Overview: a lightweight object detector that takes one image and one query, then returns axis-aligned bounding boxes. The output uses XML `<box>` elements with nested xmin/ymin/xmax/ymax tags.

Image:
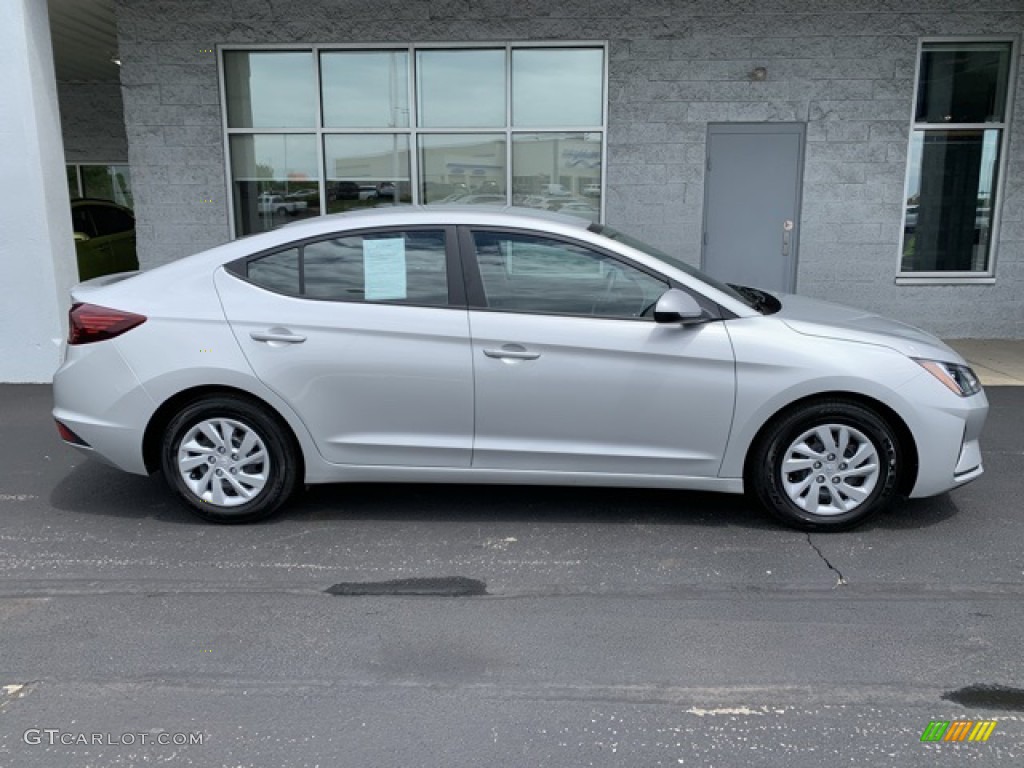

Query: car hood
<box><xmin>773</xmin><ymin>293</ymin><xmax>965</xmax><ymax>363</ymax></box>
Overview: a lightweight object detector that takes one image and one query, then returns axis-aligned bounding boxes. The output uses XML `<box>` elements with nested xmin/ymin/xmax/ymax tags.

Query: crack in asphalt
<box><xmin>806</xmin><ymin>534</ymin><xmax>847</xmax><ymax>588</ymax></box>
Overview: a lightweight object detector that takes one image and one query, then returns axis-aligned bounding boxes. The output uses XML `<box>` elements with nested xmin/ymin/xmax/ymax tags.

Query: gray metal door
<box><xmin>702</xmin><ymin>123</ymin><xmax>806</xmax><ymax>293</ymax></box>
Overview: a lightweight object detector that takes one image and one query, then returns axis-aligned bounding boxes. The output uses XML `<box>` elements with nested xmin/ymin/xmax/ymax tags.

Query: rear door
<box><xmin>460</xmin><ymin>227</ymin><xmax>736</xmax><ymax>476</ymax></box>
<box><xmin>216</xmin><ymin>226</ymin><xmax>474</xmax><ymax>467</ymax></box>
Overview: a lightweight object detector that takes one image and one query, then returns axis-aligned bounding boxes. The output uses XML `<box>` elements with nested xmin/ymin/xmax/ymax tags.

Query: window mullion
<box><xmin>313</xmin><ymin>45</ymin><xmax>326</xmax><ymax>221</ymax></box>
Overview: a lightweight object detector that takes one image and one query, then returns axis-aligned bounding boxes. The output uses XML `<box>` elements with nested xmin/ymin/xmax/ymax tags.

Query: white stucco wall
<box><xmin>0</xmin><ymin>0</ymin><xmax>78</xmax><ymax>382</ymax></box>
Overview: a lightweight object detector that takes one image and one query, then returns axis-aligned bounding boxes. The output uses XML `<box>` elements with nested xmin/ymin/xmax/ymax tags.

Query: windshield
<box><xmin>589</xmin><ymin>223</ymin><xmax>756</xmax><ymax>310</ymax></box>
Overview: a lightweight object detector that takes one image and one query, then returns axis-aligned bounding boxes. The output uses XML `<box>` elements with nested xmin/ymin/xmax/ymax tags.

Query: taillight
<box><xmin>68</xmin><ymin>303</ymin><xmax>146</xmax><ymax>345</ymax></box>
<box><xmin>55</xmin><ymin>420</ymin><xmax>89</xmax><ymax>446</ymax></box>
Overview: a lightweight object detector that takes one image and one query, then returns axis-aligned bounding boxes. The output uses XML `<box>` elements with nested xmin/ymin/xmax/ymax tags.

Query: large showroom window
<box><xmin>900</xmin><ymin>39</ymin><xmax>1016</xmax><ymax>279</ymax></box>
<box><xmin>221</xmin><ymin>44</ymin><xmax>606</xmax><ymax>236</ymax></box>
<box><xmin>66</xmin><ymin>164</ymin><xmax>133</xmax><ymax>208</ymax></box>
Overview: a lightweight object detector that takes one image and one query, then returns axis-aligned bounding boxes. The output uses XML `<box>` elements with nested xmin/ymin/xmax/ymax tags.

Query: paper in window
<box><xmin>363</xmin><ymin>238</ymin><xmax>407</xmax><ymax>300</ymax></box>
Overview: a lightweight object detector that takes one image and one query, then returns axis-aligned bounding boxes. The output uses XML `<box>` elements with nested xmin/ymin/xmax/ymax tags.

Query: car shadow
<box><xmin>291</xmin><ymin>482</ymin><xmax>776</xmax><ymax>529</ymax></box>
<box><xmin>49</xmin><ymin>460</ymin><xmax>195</xmax><ymax>524</ymax></box>
<box><xmin>50</xmin><ymin>458</ymin><xmax>961</xmax><ymax>531</ymax></box>
<box><xmin>865</xmin><ymin>494</ymin><xmax>961</xmax><ymax>530</ymax></box>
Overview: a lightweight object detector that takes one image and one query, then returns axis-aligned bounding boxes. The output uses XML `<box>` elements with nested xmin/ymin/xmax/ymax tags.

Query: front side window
<box><xmin>244</xmin><ymin>230</ymin><xmax>449</xmax><ymax>306</ymax></box>
<box><xmin>222</xmin><ymin>44</ymin><xmax>606</xmax><ymax>234</ymax></box>
<box><xmin>471</xmin><ymin>231</ymin><xmax>667</xmax><ymax>318</ymax></box>
<box><xmin>901</xmin><ymin>41</ymin><xmax>1014</xmax><ymax>275</ymax></box>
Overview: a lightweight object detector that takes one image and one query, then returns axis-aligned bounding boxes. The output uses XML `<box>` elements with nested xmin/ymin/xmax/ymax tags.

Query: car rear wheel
<box><xmin>160</xmin><ymin>396</ymin><xmax>299</xmax><ymax>523</ymax></box>
<box><xmin>749</xmin><ymin>400</ymin><xmax>900</xmax><ymax>531</ymax></box>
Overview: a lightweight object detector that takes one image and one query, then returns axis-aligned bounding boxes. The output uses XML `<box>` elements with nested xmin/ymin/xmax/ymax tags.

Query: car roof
<box><xmin>77</xmin><ymin>204</ymin><xmax>758</xmax><ymax>321</ymax></box>
<box><xmin>278</xmin><ymin>204</ymin><xmax>591</xmax><ymax>232</ymax></box>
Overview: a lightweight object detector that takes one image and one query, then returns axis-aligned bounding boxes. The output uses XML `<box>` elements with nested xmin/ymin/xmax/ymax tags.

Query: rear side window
<box><xmin>71</xmin><ymin>206</ymin><xmax>96</xmax><ymax>238</ymax></box>
<box><xmin>247</xmin><ymin>247</ymin><xmax>300</xmax><ymax>295</ymax></box>
<box><xmin>243</xmin><ymin>230</ymin><xmax>448</xmax><ymax>306</ymax></box>
<box><xmin>88</xmin><ymin>205</ymin><xmax>134</xmax><ymax>236</ymax></box>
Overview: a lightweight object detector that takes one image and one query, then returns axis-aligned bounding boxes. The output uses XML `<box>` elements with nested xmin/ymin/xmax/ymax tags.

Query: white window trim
<box><xmin>895</xmin><ymin>35</ymin><xmax>1019</xmax><ymax>285</ymax></box>
<box><xmin>217</xmin><ymin>42</ymin><xmax>610</xmax><ymax>239</ymax></box>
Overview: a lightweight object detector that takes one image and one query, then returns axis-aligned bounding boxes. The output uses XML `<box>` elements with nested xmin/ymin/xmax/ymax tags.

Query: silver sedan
<box><xmin>53</xmin><ymin>207</ymin><xmax>988</xmax><ymax>530</ymax></box>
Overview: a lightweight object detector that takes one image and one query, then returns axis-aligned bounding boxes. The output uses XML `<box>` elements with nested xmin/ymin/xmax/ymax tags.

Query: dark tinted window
<box><xmin>71</xmin><ymin>206</ymin><xmax>96</xmax><ymax>238</ymax></box>
<box><xmin>247</xmin><ymin>248</ymin><xmax>300</xmax><ymax>294</ymax></box>
<box><xmin>244</xmin><ymin>231</ymin><xmax>448</xmax><ymax>305</ymax></box>
<box><xmin>916</xmin><ymin>43</ymin><xmax>1012</xmax><ymax>124</ymax></box>
<box><xmin>471</xmin><ymin>231</ymin><xmax>667</xmax><ymax>318</ymax></box>
<box><xmin>88</xmin><ymin>205</ymin><xmax>134</xmax><ymax>236</ymax></box>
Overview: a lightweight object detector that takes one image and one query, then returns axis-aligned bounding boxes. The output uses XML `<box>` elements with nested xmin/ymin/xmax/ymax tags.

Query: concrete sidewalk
<box><xmin>946</xmin><ymin>339</ymin><xmax>1024</xmax><ymax>386</ymax></box>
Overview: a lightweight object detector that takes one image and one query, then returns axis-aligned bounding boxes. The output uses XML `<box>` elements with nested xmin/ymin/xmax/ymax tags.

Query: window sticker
<box><xmin>363</xmin><ymin>237</ymin><xmax>407</xmax><ymax>300</ymax></box>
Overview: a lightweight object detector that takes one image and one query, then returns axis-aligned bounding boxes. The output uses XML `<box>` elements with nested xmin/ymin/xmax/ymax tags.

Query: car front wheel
<box><xmin>749</xmin><ymin>400</ymin><xmax>900</xmax><ymax>531</ymax></box>
<box><xmin>160</xmin><ymin>396</ymin><xmax>299</xmax><ymax>523</ymax></box>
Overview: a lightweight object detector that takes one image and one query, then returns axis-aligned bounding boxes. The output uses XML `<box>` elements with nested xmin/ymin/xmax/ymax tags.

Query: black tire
<box><xmin>160</xmin><ymin>395</ymin><xmax>299</xmax><ymax>524</ymax></box>
<box><xmin>748</xmin><ymin>400</ymin><xmax>900</xmax><ymax>532</ymax></box>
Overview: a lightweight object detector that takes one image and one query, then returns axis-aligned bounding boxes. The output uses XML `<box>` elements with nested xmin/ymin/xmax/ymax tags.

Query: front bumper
<box><xmin>904</xmin><ymin>380</ymin><xmax>988</xmax><ymax>498</ymax></box>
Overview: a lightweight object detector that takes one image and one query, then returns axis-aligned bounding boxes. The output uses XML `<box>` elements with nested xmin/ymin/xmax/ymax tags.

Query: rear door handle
<box><xmin>483</xmin><ymin>344</ymin><xmax>541</xmax><ymax>361</ymax></box>
<box><xmin>250</xmin><ymin>330</ymin><xmax>307</xmax><ymax>344</ymax></box>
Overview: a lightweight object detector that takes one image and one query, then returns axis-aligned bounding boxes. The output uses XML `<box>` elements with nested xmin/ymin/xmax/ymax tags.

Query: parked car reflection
<box><xmin>70</xmin><ymin>198</ymin><xmax>139</xmax><ymax>280</ymax></box>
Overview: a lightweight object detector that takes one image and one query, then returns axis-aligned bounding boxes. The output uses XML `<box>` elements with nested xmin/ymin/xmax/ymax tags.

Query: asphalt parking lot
<box><xmin>1</xmin><ymin>383</ymin><xmax>1023</xmax><ymax>766</ymax></box>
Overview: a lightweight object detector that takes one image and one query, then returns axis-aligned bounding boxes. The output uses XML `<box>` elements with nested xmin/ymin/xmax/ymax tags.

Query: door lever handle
<box><xmin>782</xmin><ymin>219</ymin><xmax>794</xmax><ymax>257</ymax></box>
<box><xmin>483</xmin><ymin>345</ymin><xmax>540</xmax><ymax>361</ymax></box>
<box><xmin>250</xmin><ymin>330</ymin><xmax>307</xmax><ymax>344</ymax></box>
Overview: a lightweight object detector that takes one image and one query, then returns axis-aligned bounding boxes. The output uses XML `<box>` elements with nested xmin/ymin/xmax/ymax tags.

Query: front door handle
<box><xmin>483</xmin><ymin>344</ymin><xmax>541</xmax><ymax>361</ymax></box>
<box><xmin>250</xmin><ymin>330</ymin><xmax>307</xmax><ymax>344</ymax></box>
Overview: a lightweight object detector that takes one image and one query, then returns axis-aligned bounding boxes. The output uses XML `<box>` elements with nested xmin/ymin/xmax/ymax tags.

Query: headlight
<box><xmin>914</xmin><ymin>359</ymin><xmax>982</xmax><ymax>397</ymax></box>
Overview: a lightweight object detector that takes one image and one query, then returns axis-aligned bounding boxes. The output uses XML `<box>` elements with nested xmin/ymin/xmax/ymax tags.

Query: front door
<box><xmin>702</xmin><ymin>123</ymin><xmax>806</xmax><ymax>293</ymax></box>
<box><xmin>462</xmin><ymin>228</ymin><xmax>736</xmax><ymax>477</ymax></box>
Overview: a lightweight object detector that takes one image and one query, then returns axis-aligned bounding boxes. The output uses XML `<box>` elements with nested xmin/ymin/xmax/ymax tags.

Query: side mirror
<box><xmin>654</xmin><ymin>288</ymin><xmax>705</xmax><ymax>325</ymax></box>
<box><xmin>73</xmin><ymin>232</ymin><xmax>90</xmax><ymax>242</ymax></box>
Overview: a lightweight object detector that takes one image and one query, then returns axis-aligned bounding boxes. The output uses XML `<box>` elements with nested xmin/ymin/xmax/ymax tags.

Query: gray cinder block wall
<box><xmin>58</xmin><ymin>82</ymin><xmax>128</xmax><ymax>164</ymax></box>
<box><xmin>115</xmin><ymin>0</ymin><xmax>1024</xmax><ymax>337</ymax></box>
